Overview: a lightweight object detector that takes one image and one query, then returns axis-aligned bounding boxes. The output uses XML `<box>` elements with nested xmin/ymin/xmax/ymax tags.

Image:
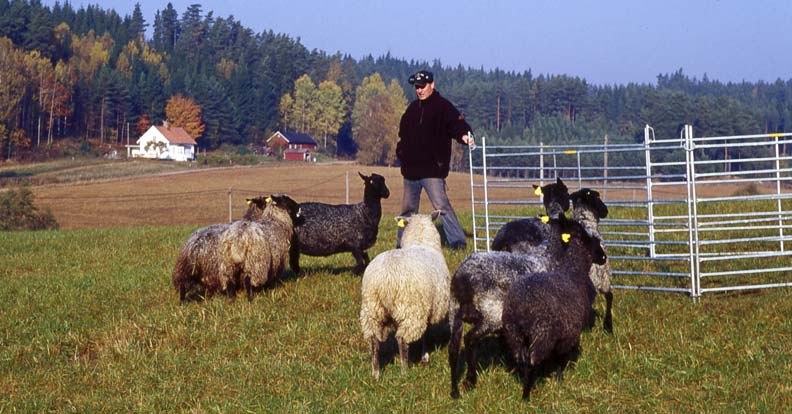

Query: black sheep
<box><xmin>501</xmin><ymin>220</ymin><xmax>607</xmax><ymax>400</ymax></box>
<box><xmin>290</xmin><ymin>172</ymin><xmax>390</xmax><ymax>275</ymax></box>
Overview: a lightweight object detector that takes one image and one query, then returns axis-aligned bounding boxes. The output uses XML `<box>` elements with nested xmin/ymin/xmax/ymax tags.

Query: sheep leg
<box><xmin>448</xmin><ymin>312</ymin><xmax>464</xmax><ymax>398</ymax></box>
<box><xmin>420</xmin><ymin>335</ymin><xmax>430</xmax><ymax>365</ymax></box>
<box><xmin>369</xmin><ymin>337</ymin><xmax>381</xmax><ymax>380</ymax></box>
<box><xmin>243</xmin><ymin>276</ymin><xmax>253</xmax><ymax>302</ymax></box>
<box><xmin>555</xmin><ymin>346</ymin><xmax>580</xmax><ymax>383</ymax></box>
<box><xmin>520</xmin><ymin>361</ymin><xmax>536</xmax><ymax>400</ymax></box>
<box><xmin>603</xmin><ymin>290</ymin><xmax>614</xmax><ymax>333</ymax></box>
<box><xmin>351</xmin><ymin>248</ymin><xmax>367</xmax><ymax>275</ymax></box>
<box><xmin>462</xmin><ymin>326</ymin><xmax>486</xmax><ymax>390</ymax></box>
<box><xmin>289</xmin><ymin>244</ymin><xmax>301</xmax><ymax>275</ymax></box>
<box><xmin>397</xmin><ymin>336</ymin><xmax>409</xmax><ymax>374</ymax></box>
<box><xmin>362</xmin><ymin>251</ymin><xmax>371</xmax><ymax>266</ymax></box>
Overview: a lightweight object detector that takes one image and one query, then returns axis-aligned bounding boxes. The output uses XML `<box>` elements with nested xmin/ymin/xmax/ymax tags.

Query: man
<box><xmin>395</xmin><ymin>69</ymin><xmax>474</xmax><ymax>249</ymax></box>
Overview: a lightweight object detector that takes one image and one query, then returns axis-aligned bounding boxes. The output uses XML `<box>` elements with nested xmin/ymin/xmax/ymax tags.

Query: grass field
<box><xmin>1</xmin><ymin>159</ymin><xmax>791</xmax><ymax>413</ymax></box>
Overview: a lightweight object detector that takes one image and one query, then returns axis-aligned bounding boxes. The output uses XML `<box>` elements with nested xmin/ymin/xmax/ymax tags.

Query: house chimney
<box><xmin>163</xmin><ymin>120</ymin><xmax>170</xmax><ymax>129</ymax></box>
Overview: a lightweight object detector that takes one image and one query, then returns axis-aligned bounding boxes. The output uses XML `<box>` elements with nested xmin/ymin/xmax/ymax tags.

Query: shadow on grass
<box><xmin>373</xmin><ymin>318</ymin><xmax>453</xmax><ymax>376</ymax></box>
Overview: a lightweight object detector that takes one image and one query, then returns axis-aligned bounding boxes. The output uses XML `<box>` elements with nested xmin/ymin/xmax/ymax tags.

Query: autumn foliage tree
<box><xmin>165</xmin><ymin>94</ymin><xmax>205</xmax><ymax>141</ymax></box>
<box><xmin>352</xmin><ymin>73</ymin><xmax>406</xmax><ymax>166</ymax></box>
<box><xmin>279</xmin><ymin>74</ymin><xmax>346</xmax><ymax>151</ymax></box>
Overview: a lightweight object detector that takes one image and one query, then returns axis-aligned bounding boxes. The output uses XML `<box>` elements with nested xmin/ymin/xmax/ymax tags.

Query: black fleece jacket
<box><xmin>396</xmin><ymin>90</ymin><xmax>472</xmax><ymax>179</ymax></box>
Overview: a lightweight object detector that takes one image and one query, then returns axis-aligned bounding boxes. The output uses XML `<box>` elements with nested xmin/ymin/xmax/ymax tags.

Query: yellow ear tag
<box><xmin>562</xmin><ymin>233</ymin><xmax>571</xmax><ymax>243</ymax></box>
<box><xmin>534</xmin><ymin>187</ymin><xmax>543</xmax><ymax>196</ymax></box>
<box><xmin>265</xmin><ymin>197</ymin><xmax>272</xmax><ymax>203</ymax></box>
<box><xmin>397</xmin><ymin>219</ymin><xmax>405</xmax><ymax>228</ymax></box>
<box><xmin>246</xmin><ymin>200</ymin><xmax>252</xmax><ymax>205</ymax></box>
<box><xmin>541</xmin><ymin>215</ymin><xmax>550</xmax><ymax>224</ymax></box>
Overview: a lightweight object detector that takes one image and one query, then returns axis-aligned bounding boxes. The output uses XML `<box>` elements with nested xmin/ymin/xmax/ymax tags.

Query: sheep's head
<box><xmin>267</xmin><ymin>194</ymin><xmax>304</xmax><ymax>225</ymax></box>
<box><xmin>395</xmin><ymin>212</ymin><xmax>443</xmax><ymax>250</ymax></box>
<box><xmin>555</xmin><ymin>214</ymin><xmax>607</xmax><ymax>265</ymax></box>
<box><xmin>570</xmin><ymin>188</ymin><xmax>608</xmax><ymax>220</ymax></box>
<box><xmin>532</xmin><ymin>177</ymin><xmax>570</xmax><ymax>219</ymax></box>
<box><xmin>243</xmin><ymin>196</ymin><xmax>269</xmax><ymax>221</ymax></box>
<box><xmin>360</xmin><ymin>172</ymin><xmax>390</xmax><ymax>200</ymax></box>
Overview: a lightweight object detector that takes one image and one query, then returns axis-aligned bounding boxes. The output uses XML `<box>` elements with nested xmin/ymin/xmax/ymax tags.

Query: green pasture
<box><xmin>1</xmin><ymin>212</ymin><xmax>790</xmax><ymax>413</ymax></box>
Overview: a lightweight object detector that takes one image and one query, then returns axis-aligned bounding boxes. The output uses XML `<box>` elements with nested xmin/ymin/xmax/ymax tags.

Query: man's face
<box><xmin>415</xmin><ymin>82</ymin><xmax>435</xmax><ymax>100</ymax></box>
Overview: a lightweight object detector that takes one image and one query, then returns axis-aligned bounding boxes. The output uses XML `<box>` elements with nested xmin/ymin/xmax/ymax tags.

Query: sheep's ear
<box><xmin>246</xmin><ymin>198</ymin><xmax>253</xmax><ymax>206</ymax></box>
<box><xmin>358</xmin><ymin>172</ymin><xmax>368</xmax><ymax>181</ymax></box>
<box><xmin>533</xmin><ymin>184</ymin><xmax>542</xmax><ymax>196</ymax></box>
<box><xmin>561</xmin><ymin>233</ymin><xmax>571</xmax><ymax>243</ymax></box>
<box><xmin>540</xmin><ymin>215</ymin><xmax>550</xmax><ymax>224</ymax></box>
<box><xmin>556</xmin><ymin>177</ymin><xmax>565</xmax><ymax>187</ymax></box>
<box><xmin>395</xmin><ymin>216</ymin><xmax>406</xmax><ymax>227</ymax></box>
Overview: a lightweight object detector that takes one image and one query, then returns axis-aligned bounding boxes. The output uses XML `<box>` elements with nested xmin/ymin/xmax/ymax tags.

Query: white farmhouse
<box><xmin>128</xmin><ymin>122</ymin><xmax>197</xmax><ymax>161</ymax></box>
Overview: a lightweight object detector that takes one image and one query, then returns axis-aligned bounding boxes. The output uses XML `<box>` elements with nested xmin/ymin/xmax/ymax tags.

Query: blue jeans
<box><xmin>397</xmin><ymin>178</ymin><xmax>467</xmax><ymax>248</ymax></box>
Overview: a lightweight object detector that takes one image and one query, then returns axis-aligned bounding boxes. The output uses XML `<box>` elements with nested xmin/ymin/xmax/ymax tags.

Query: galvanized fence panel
<box><xmin>467</xmin><ymin>125</ymin><xmax>792</xmax><ymax>297</ymax></box>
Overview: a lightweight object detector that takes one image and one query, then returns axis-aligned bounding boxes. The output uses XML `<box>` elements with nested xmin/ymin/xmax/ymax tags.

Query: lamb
<box><xmin>570</xmin><ymin>188</ymin><xmax>613</xmax><ymax>332</ymax></box>
<box><xmin>291</xmin><ymin>172</ymin><xmax>390</xmax><ymax>275</ymax></box>
<box><xmin>490</xmin><ymin>177</ymin><xmax>569</xmax><ymax>252</ymax></box>
<box><xmin>448</xmin><ymin>215</ymin><xmax>597</xmax><ymax>398</ymax></box>
<box><xmin>359</xmin><ymin>212</ymin><xmax>450</xmax><ymax>380</ymax></box>
<box><xmin>218</xmin><ymin>194</ymin><xmax>302</xmax><ymax>301</ymax></box>
<box><xmin>501</xmin><ymin>220</ymin><xmax>607</xmax><ymax>400</ymax></box>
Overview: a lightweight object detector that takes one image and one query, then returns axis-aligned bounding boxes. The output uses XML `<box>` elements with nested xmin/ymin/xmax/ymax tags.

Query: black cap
<box><xmin>408</xmin><ymin>70</ymin><xmax>434</xmax><ymax>87</ymax></box>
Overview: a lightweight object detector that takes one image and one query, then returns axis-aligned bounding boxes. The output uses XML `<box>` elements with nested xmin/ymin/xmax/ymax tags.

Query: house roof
<box><xmin>268</xmin><ymin>131</ymin><xmax>317</xmax><ymax>146</ymax></box>
<box><xmin>154</xmin><ymin>125</ymin><xmax>197</xmax><ymax>145</ymax></box>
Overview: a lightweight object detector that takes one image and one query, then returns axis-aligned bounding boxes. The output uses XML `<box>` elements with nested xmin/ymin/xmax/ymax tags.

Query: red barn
<box><xmin>267</xmin><ymin>131</ymin><xmax>318</xmax><ymax>161</ymax></box>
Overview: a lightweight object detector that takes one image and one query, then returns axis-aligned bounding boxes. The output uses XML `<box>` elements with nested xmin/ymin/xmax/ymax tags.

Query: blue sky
<box><xmin>46</xmin><ymin>0</ymin><xmax>792</xmax><ymax>86</ymax></box>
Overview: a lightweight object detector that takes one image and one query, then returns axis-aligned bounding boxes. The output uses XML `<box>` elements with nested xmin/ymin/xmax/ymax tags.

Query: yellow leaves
<box><xmin>352</xmin><ymin>73</ymin><xmax>404</xmax><ymax>166</ymax></box>
<box><xmin>165</xmin><ymin>94</ymin><xmax>205</xmax><ymax>140</ymax></box>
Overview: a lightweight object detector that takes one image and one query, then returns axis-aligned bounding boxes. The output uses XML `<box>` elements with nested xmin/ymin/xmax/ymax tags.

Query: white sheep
<box><xmin>359</xmin><ymin>211</ymin><xmax>450</xmax><ymax>380</ymax></box>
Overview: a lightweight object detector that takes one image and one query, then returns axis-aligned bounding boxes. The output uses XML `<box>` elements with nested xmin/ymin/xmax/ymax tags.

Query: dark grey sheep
<box><xmin>290</xmin><ymin>172</ymin><xmax>390</xmax><ymax>275</ymax></box>
<box><xmin>501</xmin><ymin>220</ymin><xmax>607</xmax><ymax>400</ymax></box>
<box><xmin>570</xmin><ymin>188</ymin><xmax>613</xmax><ymax>332</ymax></box>
<box><xmin>448</xmin><ymin>215</ymin><xmax>600</xmax><ymax>398</ymax></box>
<box><xmin>490</xmin><ymin>177</ymin><xmax>569</xmax><ymax>252</ymax></box>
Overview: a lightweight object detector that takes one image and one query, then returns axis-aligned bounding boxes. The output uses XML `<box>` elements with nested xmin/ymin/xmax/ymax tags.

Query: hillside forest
<box><xmin>1</xmin><ymin>0</ymin><xmax>792</xmax><ymax>168</ymax></box>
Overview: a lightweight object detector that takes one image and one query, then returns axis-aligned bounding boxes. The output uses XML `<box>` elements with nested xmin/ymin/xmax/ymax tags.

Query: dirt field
<box><xmin>31</xmin><ymin>162</ymin><xmax>759</xmax><ymax>230</ymax></box>
<box><xmin>30</xmin><ymin>164</ymin><xmax>472</xmax><ymax>229</ymax></box>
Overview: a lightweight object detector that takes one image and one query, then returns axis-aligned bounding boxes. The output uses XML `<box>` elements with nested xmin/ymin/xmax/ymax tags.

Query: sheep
<box><xmin>172</xmin><ymin>195</ymin><xmax>271</xmax><ymax>302</ymax></box>
<box><xmin>290</xmin><ymin>172</ymin><xmax>390</xmax><ymax>275</ymax></box>
<box><xmin>359</xmin><ymin>212</ymin><xmax>450</xmax><ymax>380</ymax></box>
<box><xmin>570</xmin><ymin>188</ymin><xmax>613</xmax><ymax>333</ymax></box>
<box><xmin>218</xmin><ymin>194</ymin><xmax>302</xmax><ymax>301</ymax></box>
<box><xmin>448</xmin><ymin>215</ymin><xmax>595</xmax><ymax>398</ymax></box>
<box><xmin>490</xmin><ymin>177</ymin><xmax>569</xmax><ymax>252</ymax></box>
<box><xmin>501</xmin><ymin>220</ymin><xmax>607</xmax><ymax>400</ymax></box>
<box><xmin>172</xmin><ymin>223</ymin><xmax>230</xmax><ymax>302</ymax></box>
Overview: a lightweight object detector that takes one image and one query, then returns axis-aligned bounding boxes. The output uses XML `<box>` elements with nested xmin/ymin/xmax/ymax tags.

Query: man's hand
<box><xmin>461</xmin><ymin>134</ymin><xmax>474</xmax><ymax>146</ymax></box>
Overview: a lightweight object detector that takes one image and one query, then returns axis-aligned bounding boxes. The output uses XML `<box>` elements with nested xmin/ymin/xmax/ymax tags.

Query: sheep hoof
<box><xmin>450</xmin><ymin>390</ymin><xmax>460</xmax><ymax>399</ymax></box>
<box><xmin>420</xmin><ymin>355</ymin><xmax>430</xmax><ymax>365</ymax></box>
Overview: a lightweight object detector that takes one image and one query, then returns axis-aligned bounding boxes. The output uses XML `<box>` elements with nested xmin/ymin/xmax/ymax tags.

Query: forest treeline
<box><xmin>1</xmin><ymin>0</ymin><xmax>791</xmax><ymax>165</ymax></box>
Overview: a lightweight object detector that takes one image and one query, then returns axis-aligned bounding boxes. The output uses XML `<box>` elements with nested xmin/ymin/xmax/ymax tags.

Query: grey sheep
<box><xmin>171</xmin><ymin>195</ymin><xmax>270</xmax><ymax>302</ymax></box>
<box><xmin>501</xmin><ymin>219</ymin><xmax>607</xmax><ymax>400</ymax></box>
<box><xmin>490</xmin><ymin>177</ymin><xmax>569</xmax><ymax>253</ymax></box>
<box><xmin>291</xmin><ymin>172</ymin><xmax>390</xmax><ymax>275</ymax></box>
<box><xmin>448</xmin><ymin>216</ymin><xmax>593</xmax><ymax>398</ymax></box>
<box><xmin>218</xmin><ymin>194</ymin><xmax>302</xmax><ymax>301</ymax></box>
<box><xmin>360</xmin><ymin>212</ymin><xmax>450</xmax><ymax>380</ymax></box>
<box><xmin>570</xmin><ymin>188</ymin><xmax>613</xmax><ymax>332</ymax></box>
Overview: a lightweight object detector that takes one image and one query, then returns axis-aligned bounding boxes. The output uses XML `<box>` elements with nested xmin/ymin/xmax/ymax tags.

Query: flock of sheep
<box><xmin>171</xmin><ymin>173</ymin><xmax>613</xmax><ymax>400</ymax></box>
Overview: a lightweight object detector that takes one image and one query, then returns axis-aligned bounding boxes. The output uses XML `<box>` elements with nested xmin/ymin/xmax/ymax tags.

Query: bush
<box><xmin>0</xmin><ymin>186</ymin><xmax>59</xmax><ymax>231</ymax></box>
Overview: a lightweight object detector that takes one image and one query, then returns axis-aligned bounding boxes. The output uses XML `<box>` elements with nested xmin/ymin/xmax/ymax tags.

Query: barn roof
<box><xmin>268</xmin><ymin>131</ymin><xmax>318</xmax><ymax>146</ymax></box>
